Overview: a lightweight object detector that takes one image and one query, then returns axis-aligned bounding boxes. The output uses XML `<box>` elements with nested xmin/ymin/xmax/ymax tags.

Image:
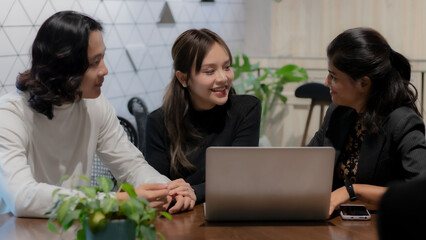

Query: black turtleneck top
<box><xmin>144</xmin><ymin>95</ymin><xmax>261</xmax><ymax>203</ymax></box>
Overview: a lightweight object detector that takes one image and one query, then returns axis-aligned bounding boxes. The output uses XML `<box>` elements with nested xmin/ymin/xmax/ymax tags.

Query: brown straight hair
<box><xmin>162</xmin><ymin>28</ymin><xmax>235</xmax><ymax>178</ymax></box>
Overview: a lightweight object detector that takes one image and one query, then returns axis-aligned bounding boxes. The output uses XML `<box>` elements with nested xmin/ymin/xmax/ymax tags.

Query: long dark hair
<box><xmin>16</xmin><ymin>11</ymin><xmax>103</xmax><ymax>119</ymax></box>
<box><xmin>327</xmin><ymin>27</ymin><xmax>420</xmax><ymax>133</ymax></box>
<box><xmin>162</xmin><ymin>28</ymin><xmax>235</xmax><ymax>178</ymax></box>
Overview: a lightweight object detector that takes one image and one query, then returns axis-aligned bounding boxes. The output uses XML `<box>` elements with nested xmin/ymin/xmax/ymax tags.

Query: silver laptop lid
<box><xmin>205</xmin><ymin>147</ymin><xmax>335</xmax><ymax>221</ymax></box>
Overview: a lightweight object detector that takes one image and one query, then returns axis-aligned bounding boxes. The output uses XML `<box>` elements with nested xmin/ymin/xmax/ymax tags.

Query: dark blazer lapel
<box><xmin>325</xmin><ymin>106</ymin><xmax>357</xmax><ymax>164</ymax></box>
<box><xmin>357</xmin><ymin>130</ymin><xmax>386</xmax><ymax>183</ymax></box>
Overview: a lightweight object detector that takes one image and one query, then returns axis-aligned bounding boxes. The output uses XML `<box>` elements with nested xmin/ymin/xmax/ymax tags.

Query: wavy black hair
<box><xmin>327</xmin><ymin>27</ymin><xmax>420</xmax><ymax>133</ymax></box>
<box><xmin>16</xmin><ymin>11</ymin><xmax>103</xmax><ymax>119</ymax></box>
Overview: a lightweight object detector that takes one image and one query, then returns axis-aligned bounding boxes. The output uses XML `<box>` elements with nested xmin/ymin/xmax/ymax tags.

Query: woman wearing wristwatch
<box><xmin>308</xmin><ymin>27</ymin><xmax>426</xmax><ymax>216</ymax></box>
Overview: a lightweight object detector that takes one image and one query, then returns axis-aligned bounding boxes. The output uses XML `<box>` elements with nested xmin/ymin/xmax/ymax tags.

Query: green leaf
<box><xmin>246</xmin><ymin>73</ymin><xmax>258</xmax><ymax>86</ymax></box>
<box><xmin>232</xmin><ymin>55</ymin><xmax>241</xmax><ymax>79</ymax></box>
<box><xmin>160</xmin><ymin>212</ymin><xmax>172</xmax><ymax>221</ymax></box>
<box><xmin>101</xmin><ymin>197</ymin><xmax>119</xmax><ymax>213</ymax></box>
<box><xmin>275</xmin><ymin>64</ymin><xmax>297</xmax><ymax>74</ymax></box>
<box><xmin>258</xmin><ymin>71</ymin><xmax>269</xmax><ymax>82</ymax></box>
<box><xmin>157</xmin><ymin>231</ymin><xmax>166</xmax><ymax>240</ymax></box>
<box><xmin>241</xmin><ymin>54</ymin><xmax>253</xmax><ymax>71</ymax></box>
<box><xmin>51</xmin><ymin>188</ymin><xmax>60</xmax><ymax>198</ymax></box>
<box><xmin>121</xmin><ymin>198</ymin><xmax>142</xmax><ymax>223</ymax></box>
<box><xmin>47</xmin><ymin>221</ymin><xmax>58</xmax><ymax>234</ymax></box>
<box><xmin>276</xmin><ymin>65</ymin><xmax>308</xmax><ymax>83</ymax></box>
<box><xmin>119</xmin><ymin>183</ymin><xmax>137</xmax><ymax>198</ymax></box>
<box><xmin>57</xmin><ymin>193</ymin><xmax>69</xmax><ymax>200</ymax></box>
<box><xmin>45</xmin><ymin>198</ymin><xmax>62</xmax><ymax>216</ymax></box>
<box><xmin>76</xmin><ymin>229</ymin><xmax>86</xmax><ymax>240</ymax></box>
<box><xmin>278</xmin><ymin>95</ymin><xmax>288</xmax><ymax>104</ymax></box>
<box><xmin>88</xmin><ymin>199</ymin><xmax>101</xmax><ymax>210</ymax></box>
<box><xmin>140</xmin><ymin>212</ymin><xmax>155</xmax><ymax>222</ymax></box>
<box><xmin>140</xmin><ymin>225</ymin><xmax>156</xmax><ymax>240</ymax></box>
<box><xmin>136</xmin><ymin>196</ymin><xmax>150</xmax><ymax>206</ymax></box>
<box><xmin>59</xmin><ymin>175</ymin><xmax>70</xmax><ymax>185</ymax></box>
<box><xmin>234</xmin><ymin>54</ymin><xmax>240</xmax><ymax>66</ymax></box>
<box><xmin>233</xmin><ymin>83</ymin><xmax>245</xmax><ymax>94</ymax></box>
<box><xmin>56</xmin><ymin>198</ymin><xmax>74</xmax><ymax>226</ymax></box>
<box><xmin>96</xmin><ymin>176</ymin><xmax>114</xmax><ymax>193</ymax></box>
<box><xmin>62</xmin><ymin>209</ymin><xmax>81</xmax><ymax>231</ymax></box>
<box><xmin>264</xmin><ymin>68</ymin><xmax>274</xmax><ymax>76</ymax></box>
<box><xmin>261</xmin><ymin>84</ymin><xmax>270</xmax><ymax>95</ymax></box>
<box><xmin>78</xmin><ymin>175</ymin><xmax>90</xmax><ymax>183</ymax></box>
<box><xmin>77</xmin><ymin>186</ymin><xmax>97</xmax><ymax>199</ymax></box>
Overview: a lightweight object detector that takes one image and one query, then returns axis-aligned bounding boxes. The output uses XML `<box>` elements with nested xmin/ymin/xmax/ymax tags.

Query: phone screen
<box><xmin>340</xmin><ymin>205</ymin><xmax>369</xmax><ymax>216</ymax></box>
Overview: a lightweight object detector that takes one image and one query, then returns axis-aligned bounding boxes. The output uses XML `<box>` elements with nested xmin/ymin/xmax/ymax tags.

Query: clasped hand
<box><xmin>123</xmin><ymin>179</ymin><xmax>196</xmax><ymax>214</ymax></box>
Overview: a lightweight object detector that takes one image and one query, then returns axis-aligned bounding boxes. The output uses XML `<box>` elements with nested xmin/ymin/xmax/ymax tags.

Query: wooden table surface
<box><xmin>0</xmin><ymin>203</ymin><xmax>378</xmax><ymax>240</ymax></box>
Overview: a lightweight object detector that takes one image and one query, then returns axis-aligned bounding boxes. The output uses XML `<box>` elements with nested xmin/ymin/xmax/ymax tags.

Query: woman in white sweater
<box><xmin>0</xmin><ymin>11</ymin><xmax>195</xmax><ymax>217</ymax></box>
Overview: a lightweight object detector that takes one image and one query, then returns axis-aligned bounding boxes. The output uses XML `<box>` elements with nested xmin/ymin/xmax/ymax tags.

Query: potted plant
<box><xmin>45</xmin><ymin>175</ymin><xmax>171</xmax><ymax>240</ymax></box>
<box><xmin>232</xmin><ymin>54</ymin><xmax>308</xmax><ymax>141</ymax></box>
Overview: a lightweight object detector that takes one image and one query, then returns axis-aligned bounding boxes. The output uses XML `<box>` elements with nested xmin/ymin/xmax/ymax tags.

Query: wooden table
<box><xmin>0</xmin><ymin>203</ymin><xmax>378</xmax><ymax>240</ymax></box>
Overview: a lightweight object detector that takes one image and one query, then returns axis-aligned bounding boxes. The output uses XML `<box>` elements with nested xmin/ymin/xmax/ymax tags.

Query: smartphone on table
<box><xmin>339</xmin><ymin>204</ymin><xmax>371</xmax><ymax>220</ymax></box>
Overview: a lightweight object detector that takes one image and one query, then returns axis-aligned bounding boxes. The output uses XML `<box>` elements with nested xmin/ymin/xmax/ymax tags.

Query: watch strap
<box><xmin>344</xmin><ymin>178</ymin><xmax>357</xmax><ymax>201</ymax></box>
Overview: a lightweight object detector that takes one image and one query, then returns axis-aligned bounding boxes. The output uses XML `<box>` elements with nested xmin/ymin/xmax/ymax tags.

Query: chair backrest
<box><xmin>295</xmin><ymin>82</ymin><xmax>332</xmax><ymax>102</ymax></box>
<box><xmin>90</xmin><ymin>116</ymin><xmax>138</xmax><ymax>187</ymax></box>
<box><xmin>127</xmin><ymin>97</ymin><xmax>149</xmax><ymax>152</ymax></box>
<box><xmin>117</xmin><ymin>116</ymin><xmax>138</xmax><ymax>147</ymax></box>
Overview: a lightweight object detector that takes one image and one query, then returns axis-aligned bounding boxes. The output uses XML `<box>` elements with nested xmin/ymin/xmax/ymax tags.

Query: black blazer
<box><xmin>309</xmin><ymin>104</ymin><xmax>426</xmax><ymax>187</ymax></box>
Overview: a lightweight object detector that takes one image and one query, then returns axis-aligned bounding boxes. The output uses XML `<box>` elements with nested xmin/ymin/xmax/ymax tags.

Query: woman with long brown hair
<box><xmin>144</xmin><ymin>29</ymin><xmax>261</xmax><ymax>206</ymax></box>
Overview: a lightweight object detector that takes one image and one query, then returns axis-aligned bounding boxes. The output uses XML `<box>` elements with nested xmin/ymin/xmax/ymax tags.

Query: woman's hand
<box><xmin>117</xmin><ymin>183</ymin><xmax>170</xmax><ymax>211</ymax></box>
<box><xmin>168</xmin><ymin>195</ymin><xmax>195</xmax><ymax>214</ymax></box>
<box><xmin>167</xmin><ymin>178</ymin><xmax>196</xmax><ymax>202</ymax></box>
<box><xmin>166</xmin><ymin>179</ymin><xmax>196</xmax><ymax>214</ymax></box>
<box><xmin>329</xmin><ymin>186</ymin><xmax>349</xmax><ymax>216</ymax></box>
<box><xmin>329</xmin><ymin>184</ymin><xmax>388</xmax><ymax>216</ymax></box>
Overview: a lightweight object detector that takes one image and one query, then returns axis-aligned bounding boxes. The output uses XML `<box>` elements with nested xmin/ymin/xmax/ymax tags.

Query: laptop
<box><xmin>204</xmin><ymin>147</ymin><xmax>335</xmax><ymax>221</ymax></box>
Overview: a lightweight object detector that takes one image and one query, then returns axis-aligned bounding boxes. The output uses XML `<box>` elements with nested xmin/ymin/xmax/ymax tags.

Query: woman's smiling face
<box><xmin>80</xmin><ymin>30</ymin><xmax>108</xmax><ymax>99</ymax></box>
<box><xmin>186</xmin><ymin>42</ymin><xmax>234</xmax><ymax>111</ymax></box>
<box><xmin>325</xmin><ymin>62</ymin><xmax>370</xmax><ymax>113</ymax></box>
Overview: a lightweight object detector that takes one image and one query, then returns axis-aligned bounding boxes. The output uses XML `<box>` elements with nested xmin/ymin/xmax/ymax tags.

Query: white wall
<box><xmin>0</xmin><ymin>0</ymin><xmax>246</xmax><ymax>121</ymax></box>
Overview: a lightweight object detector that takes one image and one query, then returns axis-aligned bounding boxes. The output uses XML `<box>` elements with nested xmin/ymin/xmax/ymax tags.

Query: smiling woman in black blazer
<box><xmin>309</xmin><ymin>27</ymin><xmax>426</xmax><ymax>215</ymax></box>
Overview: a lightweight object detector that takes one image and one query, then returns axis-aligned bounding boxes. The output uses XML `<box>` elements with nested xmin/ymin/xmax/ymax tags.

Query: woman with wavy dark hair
<box><xmin>309</xmin><ymin>27</ymin><xmax>426</xmax><ymax>215</ymax></box>
<box><xmin>144</xmin><ymin>29</ymin><xmax>261</xmax><ymax>204</ymax></box>
<box><xmin>15</xmin><ymin>11</ymin><xmax>99</xmax><ymax>119</ymax></box>
<box><xmin>0</xmin><ymin>11</ymin><xmax>194</xmax><ymax>218</ymax></box>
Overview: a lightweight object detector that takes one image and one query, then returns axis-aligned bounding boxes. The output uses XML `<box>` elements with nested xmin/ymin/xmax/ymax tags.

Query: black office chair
<box><xmin>127</xmin><ymin>97</ymin><xmax>149</xmax><ymax>152</ymax></box>
<box><xmin>90</xmin><ymin>116</ymin><xmax>138</xmax><ymax>187</ymax></box>
<box><xmin>295</xmin><ymin>82</ymin><xmax>332</xmax><ymax>146</ymax></box>
<box><xmin>117</xmin><ymin>116</ymin><xmax>138</xmax><ymax>148</ymax></box>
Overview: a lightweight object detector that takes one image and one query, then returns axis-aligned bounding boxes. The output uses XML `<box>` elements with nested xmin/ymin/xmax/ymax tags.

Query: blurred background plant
<box><xmin>233</xmin><ymin>54</ymin><xmax>309</xmax><ymax>138</ymax></box>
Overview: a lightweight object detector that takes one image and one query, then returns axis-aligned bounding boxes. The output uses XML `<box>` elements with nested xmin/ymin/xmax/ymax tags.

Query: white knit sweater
<box><xmin>0</xmin><ymin>91</ymin><xmax>169</xmax><ymax>217</ymax></box>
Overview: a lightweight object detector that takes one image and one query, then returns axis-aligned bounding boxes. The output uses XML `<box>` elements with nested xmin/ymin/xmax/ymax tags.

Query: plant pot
<box><xmin>85</xmin><ymin>219</ymin><xmax>136</xmax><ymax>240</ymax></box>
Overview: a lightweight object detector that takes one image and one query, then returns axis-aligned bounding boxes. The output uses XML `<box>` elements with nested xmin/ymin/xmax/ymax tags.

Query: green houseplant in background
<box><xmin>45</xmin><ymin>176</ymin><xmax>171</xmax><ymax>240</ymax></box>
<box><xmin>233</xmin><ymin>54</ymin><xmax>309</xmax><ymax>139</ymax></box>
